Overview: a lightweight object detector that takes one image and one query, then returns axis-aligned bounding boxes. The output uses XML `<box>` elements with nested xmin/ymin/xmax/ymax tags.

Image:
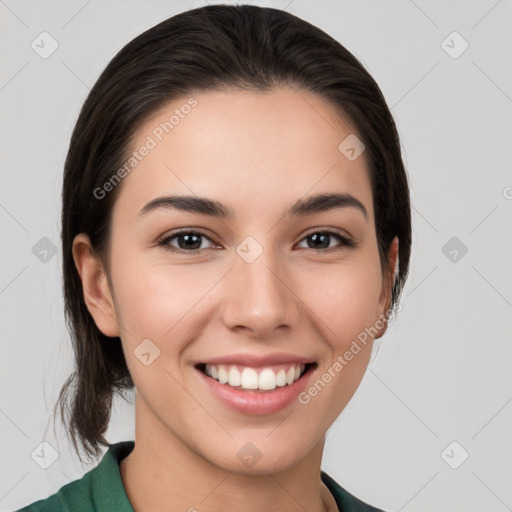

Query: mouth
<box><xmin>194</xmin><ymin>362</ymin><xmax>317</xmax><ymax>393</ymax></box>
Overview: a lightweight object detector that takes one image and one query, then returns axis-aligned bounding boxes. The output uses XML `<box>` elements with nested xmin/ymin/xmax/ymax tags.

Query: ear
<box><xmin>374</xmin><ymin>236</ymin><xmax>399</xmax><ymax>339</ymax></box>
<box><xmin>72</xmin><ymin>233</ymin><xmax>120</xmax><ymax>338</ymax></box>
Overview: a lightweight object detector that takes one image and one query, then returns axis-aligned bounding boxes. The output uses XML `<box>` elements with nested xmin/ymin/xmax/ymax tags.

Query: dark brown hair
<box><xmin>55</xmin><ymin>4</ymin><xmax>412</xmax><ymax>463</ymax></box>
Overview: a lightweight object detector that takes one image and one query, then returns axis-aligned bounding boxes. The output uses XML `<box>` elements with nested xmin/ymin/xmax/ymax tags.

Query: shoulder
<box><xmin>14</xmin><ymin>471</ymin><xmax>96</xmax><ymax>512</ymax></box>
<box><xmin>14</xmin><ymin>482</ymin><xmax>91</xmax><ymax>511</ymax></box>
<box><xmin>321</xmin><ymin>470</ymin><xmax>387</xmax><ymax>512</ymax></box>
<box><xmin>14</xmin><ymin>441</ymin><xmax>135</xmax><ymax>512</ymax></box>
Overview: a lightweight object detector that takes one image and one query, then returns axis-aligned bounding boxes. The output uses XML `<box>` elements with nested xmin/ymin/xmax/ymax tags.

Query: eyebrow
<box><xmin>138</xmin><ymin>192</ymin><xmax>368</xmax><ymax>221</ymax></box>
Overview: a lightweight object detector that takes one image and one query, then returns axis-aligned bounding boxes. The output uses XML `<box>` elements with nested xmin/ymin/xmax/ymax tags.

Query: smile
<box><xmin>199</xmin><ymin>363</ymin><xmax>312</xmax><ymax>391</ymax></box>
<box><xmin>195</xmin><ymin>361</ymin><xmax>317</xmax><ymax>415</ymax></box>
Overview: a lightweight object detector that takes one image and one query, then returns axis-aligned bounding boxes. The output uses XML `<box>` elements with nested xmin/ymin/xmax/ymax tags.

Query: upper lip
<box><xmin>197</xmin><ymin>352</ymin><xmax>316</xmax><ymax>367</ymax></box>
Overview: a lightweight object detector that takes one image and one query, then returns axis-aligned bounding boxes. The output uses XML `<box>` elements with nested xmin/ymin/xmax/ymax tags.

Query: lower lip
<box><xmin>196</xmin><ymin>365</ymin><xmax>315</xmax><ymax>415</ymax></box>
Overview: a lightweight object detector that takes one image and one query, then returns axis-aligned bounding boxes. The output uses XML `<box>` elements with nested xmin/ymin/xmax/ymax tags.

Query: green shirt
<box><xmin>15</xmin><ymin>441</ymin><xmax>384</xmax><ymax>512</ymax></box>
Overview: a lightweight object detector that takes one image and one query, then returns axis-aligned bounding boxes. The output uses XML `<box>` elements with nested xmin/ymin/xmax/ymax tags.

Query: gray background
<box><xmin>1</xmin><ymin>0</ymin><xmax>511</xmax><ymax>511</ymax></box>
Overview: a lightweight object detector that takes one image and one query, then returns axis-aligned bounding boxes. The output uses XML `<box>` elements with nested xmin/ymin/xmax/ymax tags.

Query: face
<box><xmin>76</xmin><ymin>86</ymin><xmax>397</xmax><ymax>474</ymax></box>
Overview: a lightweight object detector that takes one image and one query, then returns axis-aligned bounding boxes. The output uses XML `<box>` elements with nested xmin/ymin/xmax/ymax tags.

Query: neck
<box><xmin>119</xmin><ymin>394</ymin><xmax>337</xmax><ymax>512</ymax></box>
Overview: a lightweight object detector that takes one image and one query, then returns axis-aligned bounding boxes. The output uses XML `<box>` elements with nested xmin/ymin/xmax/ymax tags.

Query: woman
<box><xmin>17</xmin><ymin>4</ymin><xmax>411</xmax><ymax>511</ymax></box>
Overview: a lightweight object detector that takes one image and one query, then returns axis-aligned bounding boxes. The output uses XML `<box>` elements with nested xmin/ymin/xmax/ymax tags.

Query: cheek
<box><xmin>299</xmin><ymin>255</ymin><xmax>383</xmax><ymax>341</ymax></box>
<box><xmin>109</xmin><ymin>257</ymin><xmax>213</xmax><ymax>399</ymax></box>
<box><xmin>110</xmin><ymin>249</ymin><xmax>223</xmax><ymax>348</ymax></box>
<box><xmin>110</xmin><ymin>234</ymin><xmax>383</xmax><ymax>353</ymax></box>
<box><xmin>295</xmin><ymin>261</ymin><xmax>381</xmax><ymax>422</ymax></box>
<box><xmin>112</xmin><ymin>247</ymin><xmax>383</xmax><ymax>338</ymax></box>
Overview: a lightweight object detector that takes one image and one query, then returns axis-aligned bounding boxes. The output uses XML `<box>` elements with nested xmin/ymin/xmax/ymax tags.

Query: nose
<box><xmin>219</xmin><ymin>243</ymin><xmax>301</xmax><ymax>338</ymax></box>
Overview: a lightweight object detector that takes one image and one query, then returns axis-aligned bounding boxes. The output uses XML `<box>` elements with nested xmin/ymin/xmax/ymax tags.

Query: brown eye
<box><xmin>296</xmin><ymin>231</ymin><xmax>355</xmax><ymax>251</ymax></box>
<box><xmin>158</xmin><ymin>231</ymin><xmax>216</xmax><ymax>254</ymax></box>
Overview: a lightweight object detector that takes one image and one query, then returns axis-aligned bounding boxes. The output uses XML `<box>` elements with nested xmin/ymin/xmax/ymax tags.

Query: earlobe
<box><xmin>72</xmin><ymin>233</ymin><xmax>120</xmax><ymax>338</ymax></box>
<box><xmin>375</xmin><ymin>236</ymin><xmax>399</xmax><ymax>339</ymax></box>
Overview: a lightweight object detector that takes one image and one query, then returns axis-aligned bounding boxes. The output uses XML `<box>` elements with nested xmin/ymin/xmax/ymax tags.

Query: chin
<box><xmin>203</xmin><ymin>438</ymin><xmax>313</xmax><ymax>476</ymax></box>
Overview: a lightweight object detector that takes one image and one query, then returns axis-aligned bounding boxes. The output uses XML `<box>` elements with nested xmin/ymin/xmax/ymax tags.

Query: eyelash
<box><xmin>157</xmin><ymin>229</ymin><xmax>356</xmax><ymax>255</ymax></box>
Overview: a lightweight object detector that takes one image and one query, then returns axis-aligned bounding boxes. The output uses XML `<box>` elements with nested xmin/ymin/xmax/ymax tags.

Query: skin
<box><xmin>73</xmin><ymin>87</ymin><xmax>398</xmax><ymax>512</ymax></box>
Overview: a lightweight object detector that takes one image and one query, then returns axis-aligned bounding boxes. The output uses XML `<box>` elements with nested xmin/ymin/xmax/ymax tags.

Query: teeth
<box><xmin>258</xmin><ymin>368</ymin><xmax>276</xmax><ymax>390</ymax></box>
<box><xmin>228</xmin><ymin>366</ymin><xmax>241</xmax><ymax>387</ymax></box>
<box><xmin>276</xmin><ymin>369</ymin><xmax>287</xmax><ymax>387</ymax></box>
<box><xmin>217</xmin><ymin>366</ymin><xmax>229</xmax><ymax>384</ymax></box>
<box><xmin>241</xmin><ymin>367</ymin><xmax>258</xmax><ymax>389</ymax></box>
<box><xmin>203</xmin><ymin>363</ymin><xmax>307</xmax><ymax>391</ymax></box>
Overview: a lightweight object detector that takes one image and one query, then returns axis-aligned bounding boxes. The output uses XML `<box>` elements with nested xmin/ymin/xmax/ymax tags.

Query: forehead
<box><xmin>113</xmin><ymin>87</ymin><xmax>374</xmax><ymax>225</ymax></box>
